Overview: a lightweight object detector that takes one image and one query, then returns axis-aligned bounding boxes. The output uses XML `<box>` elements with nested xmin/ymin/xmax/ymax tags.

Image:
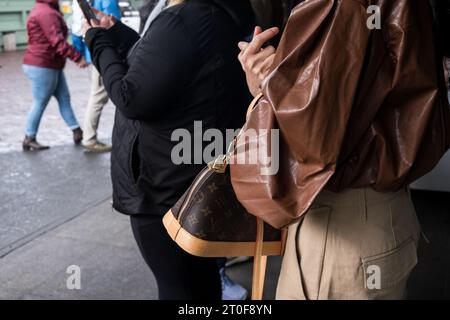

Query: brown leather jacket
<box><xmin>231</xmin><ymin>0</ymin><xmax>450</xmax><ymax>229</ymax></box>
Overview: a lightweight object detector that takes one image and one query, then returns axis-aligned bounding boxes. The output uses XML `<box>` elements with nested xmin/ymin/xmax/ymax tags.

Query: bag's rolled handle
<box><xmin>213</xmin><ymin>93</ymin><xmax>264</xmax><ymax>170</ymax></box>
<box><xmin>226</xmin><ymin>93</ymin><xmax>264</xmax><ymax>156</ymax></box>
<box><xmin>246</xmin><ymin>93</ymin><xmax>264</xmax><ymax>119</ymax></box>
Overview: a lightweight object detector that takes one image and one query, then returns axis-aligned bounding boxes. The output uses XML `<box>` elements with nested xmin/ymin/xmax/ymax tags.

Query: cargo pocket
<box><xmin>361</xmin><ymin>237</ymin><xmax>417</xmax><ymax>298</ymax></box>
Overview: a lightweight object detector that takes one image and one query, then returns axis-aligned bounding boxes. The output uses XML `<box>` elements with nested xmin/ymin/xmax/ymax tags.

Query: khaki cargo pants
<box><xmin>82</xmin><ymin>68</ymin><xmax>109</xmax><ymax>145</ymax></box>
<box><xmin>277</xmin><ymin>188</ymin><xmax>421</xmax><ymax>300</ymax></box>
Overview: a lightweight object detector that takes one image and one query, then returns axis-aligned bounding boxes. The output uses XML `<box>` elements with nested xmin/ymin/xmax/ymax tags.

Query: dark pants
<box><xmin>130</xmin><ymin>215</ymin><xmax>221</xmax><ymax>300</ymax></box>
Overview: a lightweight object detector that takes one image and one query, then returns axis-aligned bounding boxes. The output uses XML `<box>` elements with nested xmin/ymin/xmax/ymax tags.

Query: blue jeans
<box><xmin>23</xmin><ymin>64</ymin><xmax>80</xmax><ymax>138</ymax></box>
<box><xmin>71</xmin><ymin>33</ymin><xmax>92</xmax><ymax>64</ymax></box>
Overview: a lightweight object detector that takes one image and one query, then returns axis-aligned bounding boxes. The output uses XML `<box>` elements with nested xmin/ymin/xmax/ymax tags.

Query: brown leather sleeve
<box><xmin>232</xmin><ymin>0</ymin><xmax>450</xmax><ymax>229</ymax></box>
<box><xmin>231</xmin><ymin>0</ymin><xmax>371</xmax><ymax>229</ymax></box>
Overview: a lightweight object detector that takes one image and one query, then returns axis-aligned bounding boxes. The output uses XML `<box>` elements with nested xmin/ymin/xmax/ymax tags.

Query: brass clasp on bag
<box><xmin>208</xmin><ymin>155</ymin><xmax>229</xmax><ymax>173</ymax></box>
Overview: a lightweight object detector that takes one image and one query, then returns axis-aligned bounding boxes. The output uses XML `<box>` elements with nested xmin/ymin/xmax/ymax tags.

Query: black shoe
<box><xmin>73</xmin><ymin>128</ymin><xmax>83</xmax><ymax>145</ymax></box>
<box><xmin>23</xmin><ymin>136</ymin><xmax>50</xmax><ymax>151</ymax></box>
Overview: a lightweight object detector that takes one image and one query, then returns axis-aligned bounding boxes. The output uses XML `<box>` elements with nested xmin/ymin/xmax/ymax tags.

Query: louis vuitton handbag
<box><xmin>163</xmin><ymin>95</ymin><xmax>287</xmax><ymax>300</ymax></box>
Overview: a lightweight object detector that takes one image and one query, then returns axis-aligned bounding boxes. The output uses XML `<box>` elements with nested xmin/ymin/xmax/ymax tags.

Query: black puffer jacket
<box><xmin>86</xmin><ymin>0</ymin><xmax>254</xmax><ymax>216</ymax></box>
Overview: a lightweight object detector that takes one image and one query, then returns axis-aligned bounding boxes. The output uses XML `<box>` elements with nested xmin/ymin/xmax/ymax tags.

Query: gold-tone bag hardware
<box><xmin>207</xmin><ymin>155</ymin><xmax>229</xmax><ymax>173</ymax></box>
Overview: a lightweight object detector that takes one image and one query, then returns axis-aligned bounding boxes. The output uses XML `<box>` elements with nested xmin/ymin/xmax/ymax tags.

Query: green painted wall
<box><xmin>130</xmin><ymin>0</ymin><xmax>143</xmax><ymax>8</ymax></box>
<box><xmin>0</xmin><ymin>0</ymin><xmax>34</xmax><ymax>51</ymax></box>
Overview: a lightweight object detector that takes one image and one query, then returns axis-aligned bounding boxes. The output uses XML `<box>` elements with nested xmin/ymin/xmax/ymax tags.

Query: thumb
<box><xmin>91</xmin><ymin>8</ymin><xmax>105</xmax><ymax>18</ymax></box>
<box><xmin>90</xmin><ymin>18</ymin><xmax>100</xmax><ymax>27</ymax></box>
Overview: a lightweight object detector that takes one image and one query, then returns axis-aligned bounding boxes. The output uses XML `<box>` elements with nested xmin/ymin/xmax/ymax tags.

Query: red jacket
<box><xmin>23</xmin><ymin>0</ymin><xmax>81</xmax><ymax>69</ymax></box>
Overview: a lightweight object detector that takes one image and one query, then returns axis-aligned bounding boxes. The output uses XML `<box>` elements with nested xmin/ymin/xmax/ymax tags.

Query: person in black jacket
<box><xmin>83</xmin><ymin>0</ymin><xmax>254</xmax><ymax>300</ymax></box>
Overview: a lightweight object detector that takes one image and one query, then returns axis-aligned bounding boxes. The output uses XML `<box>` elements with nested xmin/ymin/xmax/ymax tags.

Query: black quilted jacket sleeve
<box><xmin>85</xmin><ymin>13</ymin><xmax>193</xmax><ymax>121</ymax></box>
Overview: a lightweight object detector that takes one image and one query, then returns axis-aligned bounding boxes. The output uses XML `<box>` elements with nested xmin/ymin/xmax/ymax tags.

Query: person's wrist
<box><xmin>107</xmin><ymin>20</ymin><xmax>121</xmax><ymax>32</ymax></box>
<box><xmin>84</xmin><ymin>27</ymin><xmax>104</xmax><ymax>47</ymax></box>
<box><xmin>74</xmin><ymin>54</ymin><xmax>82</xmax><ymax>63</ymax></box>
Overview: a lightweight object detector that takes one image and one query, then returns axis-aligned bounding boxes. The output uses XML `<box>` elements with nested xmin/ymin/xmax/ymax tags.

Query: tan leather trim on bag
<box><xmin>246</xmin><ymin>93</ymin><xmax>264</xmax><ymax>118</ymax></box>
<box><xmin>252</xmin><ymin>218</ymin><xmax>267</xmax><ymax>300</ymax></box>
<box><xmin>163</xmin><ymin>210</ymin><xmax>284</xmax><ymax>257</ymax></box>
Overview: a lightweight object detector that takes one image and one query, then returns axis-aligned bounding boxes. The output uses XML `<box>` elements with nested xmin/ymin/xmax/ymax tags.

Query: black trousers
<box><xmin>130</xmin><ymin>214</ymin><xmax>221</xmax><ymax>300</ymax></box>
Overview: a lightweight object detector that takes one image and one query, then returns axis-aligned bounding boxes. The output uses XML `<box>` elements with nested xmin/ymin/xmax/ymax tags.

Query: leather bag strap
<box><xmin>231</xmin><ymin>92</ymin><xmax>264</xmax><ymax>153</ymax></box>
<box><xmin>247</xmin><ymin>93</ymin><xmax>264</xmax><ymax>118</ymax></box>
<box><xmin>252</xmin><ymin>217</ymin><xmax>267</xmax><ymax>300</ymax></box>
<box><xmin>210</xmin><ymin>93</ymin><xmax>264</xmax><ymax>172</ymax></box>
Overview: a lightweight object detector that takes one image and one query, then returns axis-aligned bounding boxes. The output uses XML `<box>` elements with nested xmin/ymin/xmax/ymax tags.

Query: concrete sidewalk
<box><xmin>0</xmin><ymin>146</ymin><xmax>280</xmax><ymax>300</ymax></box>
<box><xmin>0</xmin><ymin>197</ymin><xmax>281</xmax><ymax>300</ymax></box>
<box><xmin>0</xmin><ymin>146</ymin><xmax>112</xmax><ymax>258</ymax></box>
<box><xmin>0</xmin><ymin>200</ymin><xmax>157</xmax><ymax>300</ymax></box>
<box><xmin>1</xmin><ymin>189</ymin><xmax>450</xmax><ymax>300</ymax></box>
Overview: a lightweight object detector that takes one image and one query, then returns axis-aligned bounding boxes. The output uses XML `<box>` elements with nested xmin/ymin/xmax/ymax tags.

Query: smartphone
<box><xmin>77</xmin><ymin>0</ymin><xmax>98</xmax><ymax>24</ymax></box>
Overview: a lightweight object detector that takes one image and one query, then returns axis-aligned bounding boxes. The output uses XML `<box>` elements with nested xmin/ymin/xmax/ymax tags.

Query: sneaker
<box><xmin>83</xmin><ymin>141</ymin><xmax>112</xmax><ymax>153</ymax></box>
<box><xmin>220</xmin><ymin>268</ymin><xmax>248</xmax><ymax>300</ymax></box>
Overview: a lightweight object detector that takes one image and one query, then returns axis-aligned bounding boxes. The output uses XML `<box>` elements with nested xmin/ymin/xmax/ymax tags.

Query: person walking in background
<box><xmin>22</xmin><ymin>0</ymin><xmax>88</xmax><ymax>151</ymax></box>
<box><xmin>71</xmin><ymin>0</ymin><xmax>92</xmax><ymax>65</ymax></box>
<box><xmin>82</xmin><ymin>0</ymin><xmax>121</xmax><ymax>153</ymax></box>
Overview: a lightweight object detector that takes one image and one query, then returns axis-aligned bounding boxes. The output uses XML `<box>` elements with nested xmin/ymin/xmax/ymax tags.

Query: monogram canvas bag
<box><xmin>163</xmin><ymin>95</ymin><xmax>286</xmax><ymax>300</ymax></box>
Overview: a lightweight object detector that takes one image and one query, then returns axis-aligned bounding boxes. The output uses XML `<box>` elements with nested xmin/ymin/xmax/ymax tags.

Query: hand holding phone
<box><xmin>81</xmin><ymin>6</ymin><xmax>117</xmax><ymax>36</ymax></box>
<box><xmin>93</xmin><ymin>8</ymin><xmax>117</xmax><ymax>29</ymax></box>
<box><xmin>77</xmin><ymin>0</ymin><xmax>99</xmax><ymax>25</ymax></box>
